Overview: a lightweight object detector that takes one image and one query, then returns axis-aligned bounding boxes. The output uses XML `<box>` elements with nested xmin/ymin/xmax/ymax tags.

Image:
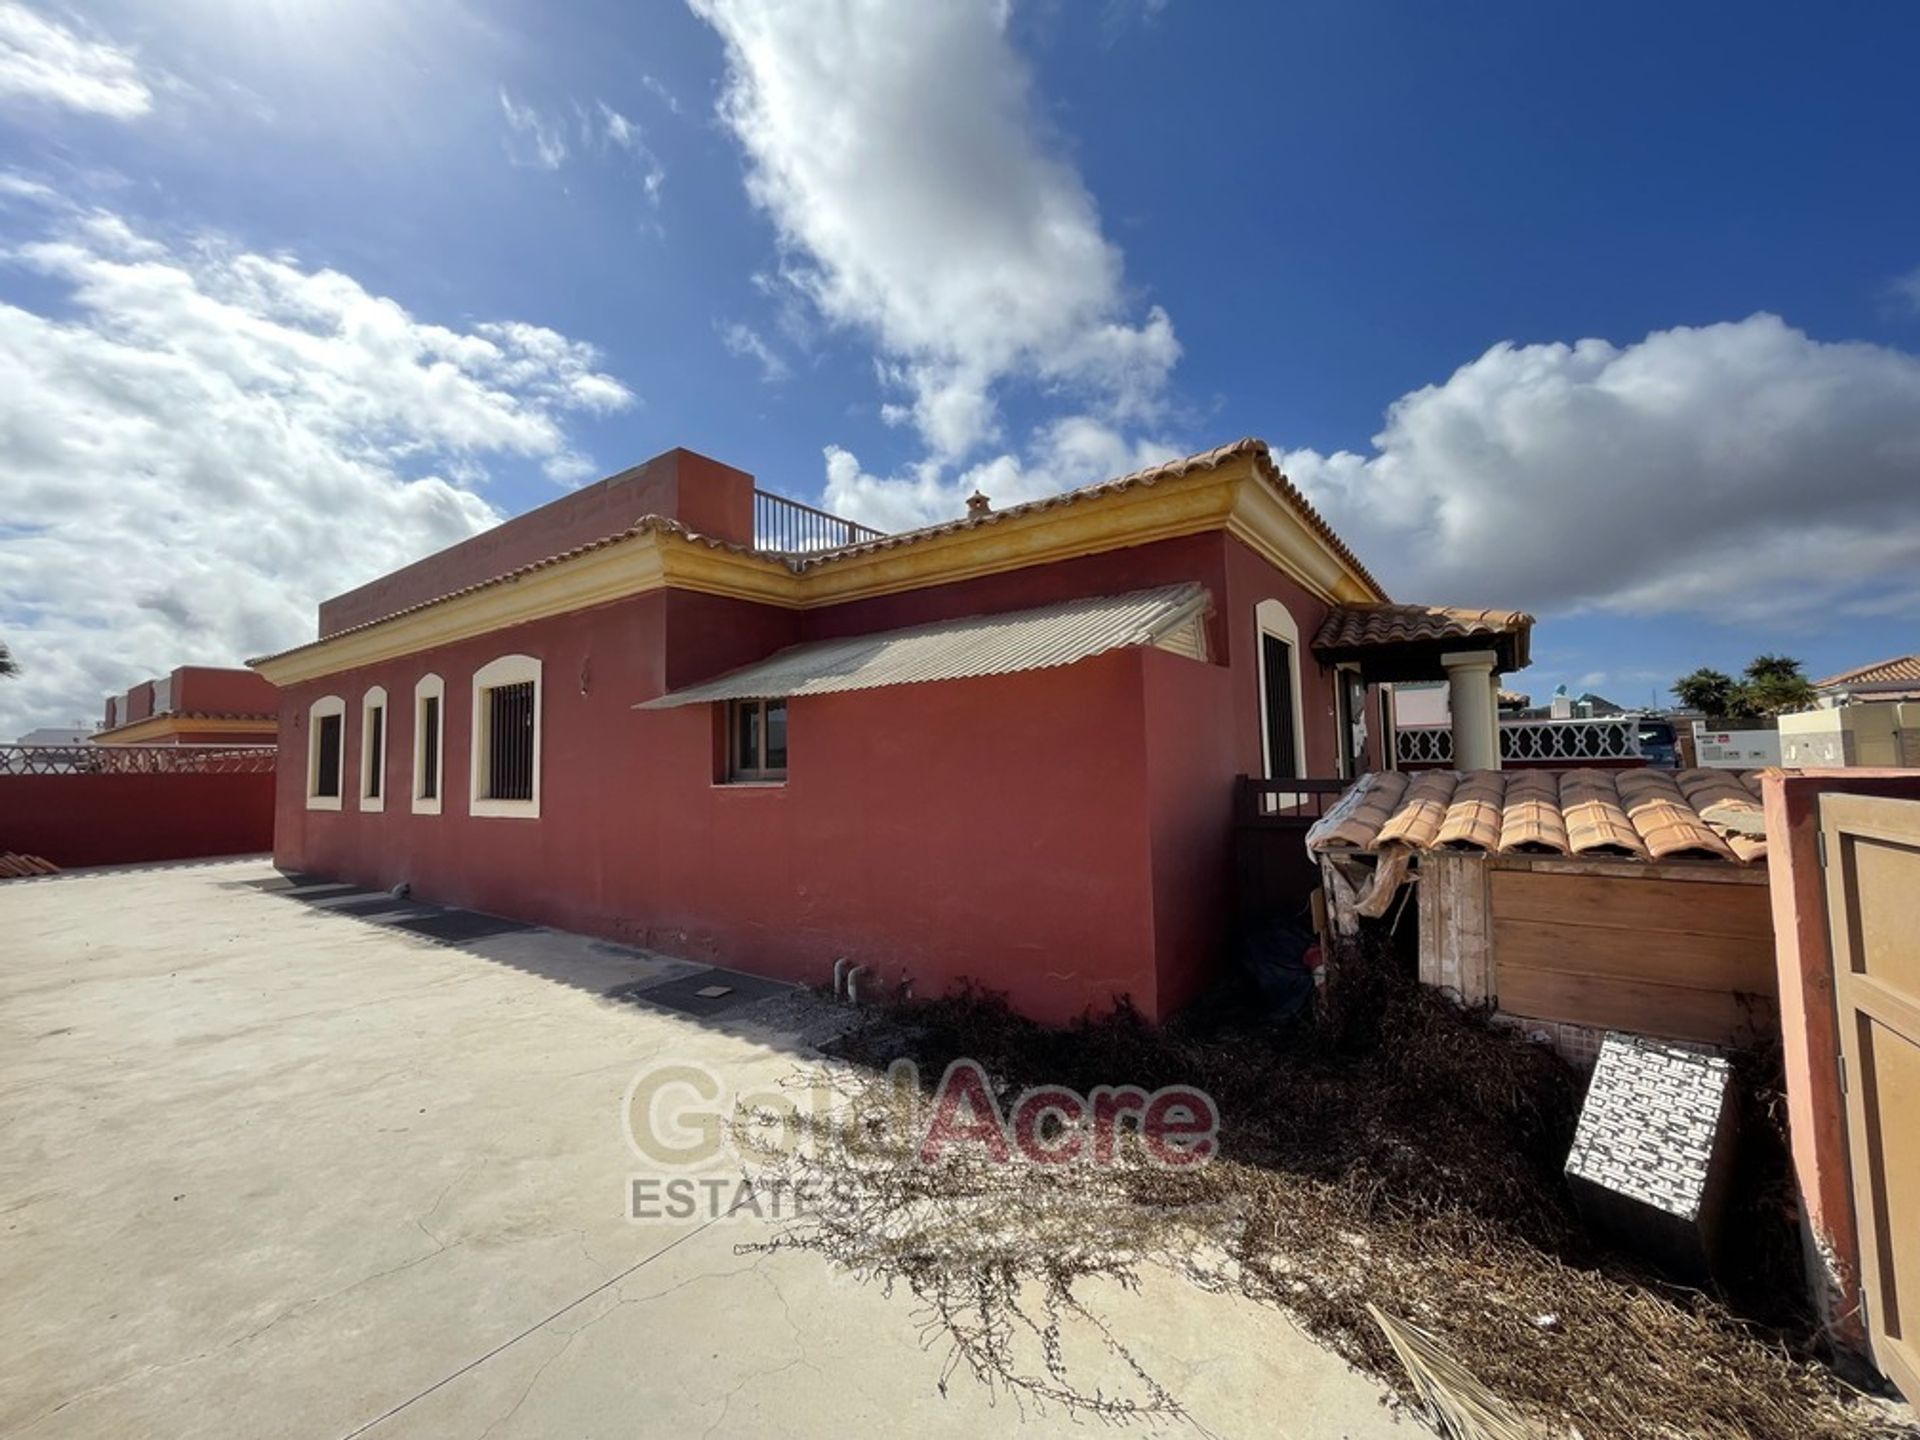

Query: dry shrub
<box><xmin>734</xmin><ymin>945</ymin><xmax>1900</xmax><ymax>1438</ymax></box>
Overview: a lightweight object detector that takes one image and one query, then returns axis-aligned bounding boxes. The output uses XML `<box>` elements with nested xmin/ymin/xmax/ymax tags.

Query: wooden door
<box><xmin>1822</xmin><ymin>793</ymin><xmax>1920</xmax><ymax>1404</ymax></box>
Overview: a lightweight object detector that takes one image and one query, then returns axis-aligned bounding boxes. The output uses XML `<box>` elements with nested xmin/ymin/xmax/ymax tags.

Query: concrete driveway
<box><xmin>0</xmin><ymin>860</ymin><xmax>1403</xmax><ymax>1439</ymax></box>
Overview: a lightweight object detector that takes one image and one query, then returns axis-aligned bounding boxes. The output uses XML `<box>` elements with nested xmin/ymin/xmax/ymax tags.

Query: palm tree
<box><xmin>0</xmin><ymin>639</ymin><xmax>17</xmax><ymax>679</ymax></box>
<box><xmin>1672</xmin><ymin>667</ymin><xmax>1740</xmax><ymax>717</ymax></box>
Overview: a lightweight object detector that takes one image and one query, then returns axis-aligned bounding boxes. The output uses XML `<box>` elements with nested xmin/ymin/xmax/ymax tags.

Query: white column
<box><xmin>1442</xmin><ymin>649</ymin><xmax>1501</xmax><ymax>771</ymax></box>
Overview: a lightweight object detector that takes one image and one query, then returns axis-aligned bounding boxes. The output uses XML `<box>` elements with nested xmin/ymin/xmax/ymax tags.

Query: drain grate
<box><xmin>289</xmin><ymin>884</ymin><xmax>371</xmax><ymax>903</ymax></box>
<box><xmin>392</xmin><ymin>910</ymin><xmax>537</xmax><ymax>943</ymax></box>
<box><xmin>239</xmin><ymin>872</ymin><xmax>336</xmax><ymax>893</ymax></box>
<box><xmin>324</xmin><ymin>896</ymin><xmax>440</xmax><ymax>919</ymax></box>
<box><xmin>608</xmin><ymin>967</ymin><xmax>792</xmax><ymax>1018</ymax></box>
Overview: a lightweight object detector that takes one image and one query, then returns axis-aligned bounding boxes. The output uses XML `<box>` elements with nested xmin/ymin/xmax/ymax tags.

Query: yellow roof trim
<box><xmin>252</xmin><ymin>447</ymin><xmax>1386</xmax><ymax>686</ymax></box>
<box><xmin>93</xmin><ymin>713</ymin><xmax>278</xmax><ymax>745</ymax></box>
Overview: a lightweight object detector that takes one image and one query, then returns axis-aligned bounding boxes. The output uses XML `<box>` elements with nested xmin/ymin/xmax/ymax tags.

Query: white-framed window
<box><xmin>306</xmin><ymin>695</ymin><xmax>346</xmax><ymax>811</ymax></box>
<box><xmin>359</xmin><ymin>686</ymin><xmax>387</xmax><ymax>811</ymax></box>
<box><xmin>1253</xmin><ymin>599</ymin><xmax>1306</xmax><ymax>781</ymax></box>
<box><xmin>470</xmin><ymin>654</ymin><xmax>541</xmax><ymax>818</ymax></box>
<box><xmin>412</xmin><ymin>672</ymin><xmax>445</xmax><ymax>816</ymax></box>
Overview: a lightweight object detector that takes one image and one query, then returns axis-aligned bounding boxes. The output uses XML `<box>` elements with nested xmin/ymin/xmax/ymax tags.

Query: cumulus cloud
<box><xmin>0</xmin><ymin>191</ymin><xmax>633</xmax><ymax>738</ymax></box>
<box><xmin>0</xmin><ymin>1</ymin><xmax>150</xmax><ymax>118</ymax></box>
<box><xmin>1278</xmin><ymin>314</ymin><xmax>1920</xmax><ymax>622</ymax></box>
<box><xmin>691</xmin><ymin>0</ymin><xmax>1179</xmax><ymax>473</ymax></box>
<box><xmin>824</xmin><ymin>416</ymin><xmax>1180</xmax><ymax>534</ymax></box>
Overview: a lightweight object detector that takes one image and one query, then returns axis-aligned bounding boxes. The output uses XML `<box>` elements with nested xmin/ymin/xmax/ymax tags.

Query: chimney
<box><xmin>965</xmin><ymin>490</ymin><xmax>992</xmax><ymax>518</ymax></box>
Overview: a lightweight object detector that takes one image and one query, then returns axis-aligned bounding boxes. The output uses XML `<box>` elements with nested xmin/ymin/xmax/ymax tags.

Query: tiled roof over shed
<box><xmin>1308</xmin><ymin>768</ymin><xmax>1769</xmax><ymax>864</ymax></box>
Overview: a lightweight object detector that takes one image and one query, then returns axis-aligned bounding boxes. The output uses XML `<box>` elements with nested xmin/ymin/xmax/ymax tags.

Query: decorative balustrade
<box><xmin>0</xmin><ymin>744</ymin><xmax>278</xmax><ymax>776</ymax></box>
<box><xmin>752</xmin><ymin>489</ymin><xmax>884</xmax><ymax>554</ymax></box>
<box><xmin>1395</xmin><ymin>716</ymin><xmax>1645</xmax><ymax>768</ymax></box>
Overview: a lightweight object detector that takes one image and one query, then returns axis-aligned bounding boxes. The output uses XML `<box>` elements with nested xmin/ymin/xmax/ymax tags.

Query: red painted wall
<box><xmin>318</xmin><ymin>450</ymin><xmax>756</xmax><ymax>636</ymax></box>
<box><xmin>275</xmin><ymin>597</ymin><xmax>1163</xmax><ymax>1021</ymax></box>
<box><xmin>0</xmin><ymin>772</ymin><xmax>274</xmax><ymax>867</ymax></box>
<box><xmin>173</xmin><ymin>665</ymin><xmax>277</xmax><ymax>715</ymax></box>
<box><xmin>272</xmin><ymin>537</ymin><xmax>1360</xmax><ymax>1022</ymax></box>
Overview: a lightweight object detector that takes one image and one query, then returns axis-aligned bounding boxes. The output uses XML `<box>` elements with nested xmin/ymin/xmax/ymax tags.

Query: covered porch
<box><xmin>1314</xmin><ymin>602</ymin><xmax>1535</xmax><ymax>772</ymax></box>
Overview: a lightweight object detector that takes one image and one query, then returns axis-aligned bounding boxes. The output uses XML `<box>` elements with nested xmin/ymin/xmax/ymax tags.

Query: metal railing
<box><xmin>1236</xmin><ymin>776</ymin><xmax>1352</xmax><ymax>823</ymax></box>
<box><xmin>0</xmin><ymin>743</ymin><xmax>278</xmax><ymax>776</ymax></box>
<box><xmin>1396</xmin><ymin>716</ymin><xmax>1645</xmax><ymax>768</ymax></box>
<box><xmin>753</xmin><ymin>489</ymin><xmax>884</xmax><ymax>554</ymax></box>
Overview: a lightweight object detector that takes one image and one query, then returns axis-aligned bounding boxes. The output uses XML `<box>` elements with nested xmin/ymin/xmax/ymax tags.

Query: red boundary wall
<box><xmin>0</xmin><ymin>772</ymin><xmax>275</xmax><ymax>868</ymax></box>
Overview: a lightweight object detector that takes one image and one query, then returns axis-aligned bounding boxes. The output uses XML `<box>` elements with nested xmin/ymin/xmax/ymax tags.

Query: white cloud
<box><xmin>1277</xmin><ymin>314</ymin><xmax>1920</xmax><ymax>623</ymax></box>
<box><xmin>720</xmin><ymin>320</ymin><xmax>788</xmax><ymax>383</ymax></box>
<box><xmin>690</xmin><ymin>0</ymin><xmax>1179</xmax><ymax>467</ymax></box>
<box><xmin>0</xmin><ymin>2</ymin><xmax>149</xmax><ymax>118</ymax></box>
<box><xmin>0</xmin><ymin>2</ymin><xmax>150</xmax><ymax>118</ymax></box>
<box><xmin>596</xmin><ymin>101</ymin><xmax>666</xmax><ymax>203</ymax></box>
<box><xmin>641</xmin><ymin>73</ymin><xmax>683</xmax><ymax>116</ymax></box>
<box><xmin>824</xmin><ymin>416</ymin><xmax>1180</xmax><ymax>534</ymax></box>
<box><xmin>500</xmin><ymin>88</ymin><xmax>568</xmax><ymax>169</ymax></box>
<box><xmin>0</xmin><ymin>192</ymin><xmax>633</xmax><ymax>738</ymax></box>
<box><xmin>500</xmin><ymin>90</ymin><xmax>666</xmax><ymax>205</ymax></box>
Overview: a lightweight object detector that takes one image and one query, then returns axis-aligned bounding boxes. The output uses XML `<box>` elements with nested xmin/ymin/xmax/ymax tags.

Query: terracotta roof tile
<box><xmin>1434</xmin><ymin>772</ymin><xmax>1506</xmax><ymax>850</ymax></box>
<box><xmin>1309</xmin><ymin>767</ymin><xmax>1769</xmax><ymax>864</ymax></box>
<box><xmin>790</xmin><ymin>438</ymin><xmax>1391</xmax><ymax>601</ymax></box>
<box><xmin>1815</xmin><ymin>653</ymin><xmax>1920</xmax><ymax>688</ymax></box>
<box><xmin>1373</xmin><ymin>770</ymin><xmax>1457</xmax><ymax>848</ymax></box>
<box><xmin>1498</xmin><ymin>771</ymin><xmax>1569</xmax><ymax>854</ymax></box>
<box><xmin>1314</xmin><ymin>603</ymin><xmax>1534</xmax><ymax>654</ymax></box>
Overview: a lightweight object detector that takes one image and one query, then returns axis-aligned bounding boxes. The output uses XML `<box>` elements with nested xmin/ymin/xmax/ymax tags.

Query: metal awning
<box><xmin>637</xmin><ymin>583</ymin><xmax>1211</xmax><ymax>709</ymax></box>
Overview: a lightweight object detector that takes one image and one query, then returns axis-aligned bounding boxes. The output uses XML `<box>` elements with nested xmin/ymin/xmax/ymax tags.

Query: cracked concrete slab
<box><xmin>0</xmin><ymin>860</ymin><xmax>1405</xmax><ymax>1439</ymax></box>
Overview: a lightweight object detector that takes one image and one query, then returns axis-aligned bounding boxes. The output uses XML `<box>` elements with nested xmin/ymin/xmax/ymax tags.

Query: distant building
<box><xmin>1814</xmin><ymin>654</ymin><xmax>1920</xmax><ymax>707</ymax></box>
<box><xmin>96</xmin><ymin>666</ymin><xmax>279</xmax><ymax>746</ymax></box>
<box><xmin>13</xmin><ymin>727</ymin><xmax>91</xmax><ymax>747</ymax></box>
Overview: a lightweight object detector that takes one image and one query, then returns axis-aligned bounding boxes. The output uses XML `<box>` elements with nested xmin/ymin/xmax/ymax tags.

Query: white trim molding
<box><xmin>1253</xmin><ymin>598</ymin><xmax>1307</xmax><ymax>780</ymax></box>
<box><xmin>306</xmin><ymin>694</ymin><xmax>346</xmax><ymax>811</ymax></box>
<box><xmin>412</xmin><ymin>672</ymin><xmax>445</xmax><ymax>816</ymax></box>
<box><xmin>358</xmin><ymin>685</ymin><xmax>388</xmax><ymax>812</ymax></box>
<box><xmin>469</xmin><ymin>654</ymin><xmax>542</xmax><ymax>819</ymax></box>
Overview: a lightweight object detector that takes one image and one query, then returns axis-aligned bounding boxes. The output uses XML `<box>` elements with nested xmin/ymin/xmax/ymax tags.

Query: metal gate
<box><xmin>1821</xmin><ymin>793</ymin><xmax>1920</xmax><ymax>1404</ymax></box>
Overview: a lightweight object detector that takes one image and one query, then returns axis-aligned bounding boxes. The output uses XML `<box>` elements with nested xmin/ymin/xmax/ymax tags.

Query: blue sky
<box><xmin>2</xmin><ymin>0</ymin><xmax>1918</xmax><ymax>735</ymax></box>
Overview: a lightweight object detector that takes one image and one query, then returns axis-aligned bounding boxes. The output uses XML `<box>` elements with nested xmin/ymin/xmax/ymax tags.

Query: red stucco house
<box><xmin>252</xmin><ymin>440</ymin><xmax>1528</xmax><ymax>1022</ymax></box>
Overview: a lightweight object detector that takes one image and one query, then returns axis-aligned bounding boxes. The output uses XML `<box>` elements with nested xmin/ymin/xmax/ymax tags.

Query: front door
<box><xmin>1822</xmin><ymin>793</ymin><xmax>1920</xmax><ymax>1404</ymax></box>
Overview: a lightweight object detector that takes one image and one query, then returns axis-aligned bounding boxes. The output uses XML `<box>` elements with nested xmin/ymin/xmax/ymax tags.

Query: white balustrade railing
<box><xmin>1395</xmin><ymin>716</ymin><xmax>1645</xmax><ymax>767</ymax></box>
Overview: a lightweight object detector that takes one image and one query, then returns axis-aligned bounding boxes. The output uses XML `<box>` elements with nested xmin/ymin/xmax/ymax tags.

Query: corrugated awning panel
<box><xmin>638</xmin><ymin>582</ymin><xmax>1211</xmax><ymax>709</ymax></box>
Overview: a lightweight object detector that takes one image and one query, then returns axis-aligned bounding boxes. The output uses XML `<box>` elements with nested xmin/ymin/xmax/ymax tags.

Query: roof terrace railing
<box><xmin>753</xmin><ymin>489</ymin><xmax>884</xmax><ymax>554</ymax></box>
<box><xmin>0</xmin><ymin>743</ymin><xmax>278</xmax><ymax>776</ymax></box>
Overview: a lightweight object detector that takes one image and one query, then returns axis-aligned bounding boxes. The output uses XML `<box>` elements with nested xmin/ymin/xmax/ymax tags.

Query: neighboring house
<box><xmin>1814</xmin><ymin>654</ymin><xmax>1920</xmax><ymax>706</ymax></box>
<box><xmin>13</xmin><ymin>727</ymin><xmax>91</xmax><ymax>747</ymax></box>
<box><xmin>252</xmin><ymin>441</ymin><xmax>1531</xmax><ymax>1022</ymax></box>
<box><xmin>96</xmin><ymin>666</ymin><xmax>279</xmax><ymax>746</ymax></box>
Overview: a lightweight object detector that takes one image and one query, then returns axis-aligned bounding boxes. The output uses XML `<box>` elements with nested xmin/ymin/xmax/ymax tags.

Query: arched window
<box><xmin>470</xmin><ymin>655</ymin><xmax>542</xmax><ymax>818</ymax></box>
<box><xmin>1253</xmin><ymin>599</ymin><xmax>1305</xmax><ymax>780</ymax></box>
<box><xmin>306</xmin><ymin>695</ymin><xmax>346</xmax><ymax>811</ymax></box>
<box><xmin>412</xmin><ymin>673</ymin><xmax>445</xmax><ymax>815</ymax></box>
<box><xmin>359</xmin><ymin>686</ymin><xmax>388</xmax><ymax>811</ymax></box>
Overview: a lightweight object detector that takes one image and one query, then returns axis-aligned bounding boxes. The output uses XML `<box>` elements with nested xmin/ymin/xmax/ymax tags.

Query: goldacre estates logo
<box><xmin>623</xmin><ymin>1059</ymin><xmax>1220</xmax><ymax>1223</ymax></box>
